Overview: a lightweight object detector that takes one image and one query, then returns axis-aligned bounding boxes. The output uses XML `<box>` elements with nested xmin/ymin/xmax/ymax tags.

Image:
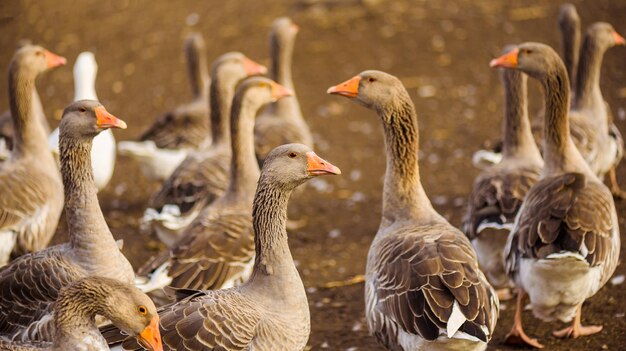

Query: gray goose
<box><xmin>568</xmin><ymin>23</ymin><xmax>625</xmax><ymax>197</ymax></box>
<box><xmin>0</xmin><ymin>45</ymin><xmax>65</xmax><ymax>265</ymax></box>
<box><xmin>0</xmin><ymin>101</ymin><xmax>135</xmax><ymax>342</ymax></box>
<box><xmin>491</xmin><ymin>43</ymin><xmax>620</xmax><ymax>348</ymax></box>
<box><xmin>254</xmin><ymin>17</ymin><xmax>313</xmax><ymax>166</ymax></box>
<box><xmin>462</xmin><ymin>48</ymin><xmax>543</xmax><ymax>300</ymax></box>
<box><xmin>328</xmin><ymin>71</ymin><xmax>498</xmax><ymax>351</ymax></box>
<box><xmin>118</xmin><ymin>32</ymin><xmax>211</xmax><ymax>181</ymax></box>
<box><xmin>103</xmin><ymin>144</ymin><xmax>340</xmax><ymax>350</ymax></box>
<box><xmin>0</xmin><ymin>41</ymin><xmax>51</xmax><ymax>161</ymax></box>
<box><xmin>137</xmin><ymin>77</ymin><xmax>293</xmax><ymax>293</ymax></box>
<box><xmin>0</xmin><ymin>277</ymin><xmax>162</xmax><ymax>351</ymax></box>
<box><xmin>142</xmin><ymin>53</ymin><xmax>266</xmax><ymax>247</ymax></box>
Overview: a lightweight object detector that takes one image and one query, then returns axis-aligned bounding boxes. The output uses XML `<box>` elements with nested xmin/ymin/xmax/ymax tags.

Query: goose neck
<box><xmin>501</xmin><ymin>70</ymin><xmax>540</xmax><ymax>160</ymax></box>
<box><xmin>378</xmin><ymin>96</ymin><xmax>436</xmax><ymax>224</ymax></box>
<box><xmin>209</xmin><ymin>75</ymin><xmax>234</xmax><ymax>146</ymax></box>
<box><xmin>8</xmin><ymin>65</ymin><xmax>50</xmax><ymax>157</ymax></box>
<box><xmin>53</xmin><ymin>284</ymin><xmax>107</xmax><ymax>348</ymax></box>
<box><xmin>226</xmin><ymin>96</ymin><xmax>262</xmax><ymax>199</ymax></box>
<box><xmin>270</xmin><ymin>34</ymin><xmax>295</xmax><ymax>90</ymax></box>
<box><xmin>186</xmin><ymin>40</ymin><xmax>209</xmax><ymax>100</ymax></box>
<box><xmin>573</xmin><ymin>35</ymin><xmax>606</xmax><ymax>110</ymax></box>
<box><xmin>540</xmin><ymin>62</ymin><xmax>589</xmax><ymax>175</ymax></box>
<box><xmin>59</xmin><ymin>135</ymin><xmax>118</xmax><ymax>255</ymax></box>
<box><xmin>248</xmin><ymin>177</ymin><xmax>300</xmax><ymax>291</ymax></box>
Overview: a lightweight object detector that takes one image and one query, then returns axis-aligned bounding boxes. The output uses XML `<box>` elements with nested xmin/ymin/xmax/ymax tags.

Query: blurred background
<box><xmin>1</xmin><ymin>0</ymin><xmax>625</xmax><ymax>349</ymax></box>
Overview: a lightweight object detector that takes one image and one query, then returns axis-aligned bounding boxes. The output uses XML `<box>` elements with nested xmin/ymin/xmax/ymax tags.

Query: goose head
<box><xmin>586</xmin><ymin>22</ymin><xmax>625</xmax><ymax>49</ymax></box>
<box><xmin>12</xmin><ymin>44</ymin><xmax>66</xmax><ymax>77</ymax></box>
<box><xmin>489</xmin><ymin>43</ymin><xmax>562</xmax><ymax>80</ymax></box>
<box><xmin>60</xmin><ymin>100</ymin><xmax>126</xmax><ymax>140</ymax></box>
<box><xmin>100</xmin><ymin>281</ymin><xmax>163</xmax><ymax>351</ymax></box>
<box><xmin>262</xmin><ymin>143</ymin><xmax>340</xmax><ymax>190</ymax></box>
<box><xmin>235</xmin><ymin>76</ymin><xmax>293</xmax><ymax>109</ymax></box>
<box><xmin>327</xmin><ymin>70</ymin><xmax>408</xmax><ymax>113</ymax></box>
<box><xmin>211</xmin><ymin>52</ymin><xmax>267</xmax><ymax>87</ymax></box>
<box><xmin>271</xmin><ymin>17</ymin><xmax>299</xmax><ymax>44</ymax></box>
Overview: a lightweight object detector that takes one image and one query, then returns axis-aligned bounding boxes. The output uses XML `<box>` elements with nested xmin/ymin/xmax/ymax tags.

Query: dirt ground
<box><xmin>1</xmin><ymin>0</ymin><xmax>625</xmax><ymax>349</ymax></box>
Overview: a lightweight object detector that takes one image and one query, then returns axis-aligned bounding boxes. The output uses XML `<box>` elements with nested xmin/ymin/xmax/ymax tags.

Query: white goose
<box><xmin>48</xmin><ymin>52</ymin><xmax>116</xmax><ymax>192</ymax></box>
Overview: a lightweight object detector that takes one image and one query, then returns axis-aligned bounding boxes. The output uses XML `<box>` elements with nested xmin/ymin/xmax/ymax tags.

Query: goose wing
<box><xmin>463</xmin><ymin>166</ymin><xmax>539</xmax><ymax>239</ymax></box>
<box><xmin>506</xmin><ymin>172</ymin><xmax>616</xmax><ymax>276</ymax></box>
<box><xmin>0</xmin><ymin>246</ymin><xmax>82</xmax><ymax>341</ymax></box>
<box><xmin>368</xmin><ymin>224</ymin><xmax>498</xmax><ymax>347</ymax></box>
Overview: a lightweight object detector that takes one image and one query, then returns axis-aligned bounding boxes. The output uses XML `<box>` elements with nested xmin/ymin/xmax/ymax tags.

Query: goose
<box><xmin>47</xmin><ymin>52</ymin><xmax>116</xmax><ymax>192</ymax></box>
<box><xmin>491</xmin><ymin>43</ymin><xmax>620</xmax><ymax>348</ymax></box>
<box><xmin>0</xmin><ymin>101</ymin><xmax>135</xmax><ymax>342</ymax></box>
<box><xmin>463</xmin><ymin>51</ymin><xmax>543</xmax><ymax>301</ymax></box>
<box><xmin>254</xmin><ymin>17</ymin><xmax>313</xmax><ymax>166</ymax></box>
<box><xmin>103</xmin><ymin>144</ymin><xmax>340</xmax><ymax>350</ymax></box>
<box><xmin>142</xmin><ymin>53</ymin><xmax>266</xmax><ymax>247</ymax></box>
<box><xmin>0</xmin><ymin>277</ymin><xmax>162</xmax><ymax>351</ymax></box>
<box><xmin>137</xmin><ymin>77</ymin><xmax>293</xmax><ymax>294</ymax></box>
<box><xmin>328</xmin><ymin>71</ymin><xmax>498</xmax><ymax>351</ymax></box>
<box><xmin>568</xmin><ymin>23</ymin><xmax>625</xmax><ymax>197</ymax></box>
<box><xmin>0</xmin><ymin>40</ymin><xmax>50</xmax><ymax>162</ymax></box>
<box><xmin>117</xmin><ymin>33</ymin><xmax>211</xmax><ymax>181</ymax></box>
<box><xmin>0</xmin><ymin>45</ymin><xmax>65</xmax><ymax>265</ymax></box>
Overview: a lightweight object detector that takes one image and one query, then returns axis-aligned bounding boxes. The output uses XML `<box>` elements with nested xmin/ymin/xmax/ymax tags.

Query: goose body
<box><xmin>0</xmin><ymin>45</ymin><xmax>65</xmax><ymax>265</ymax></box>
<box><xmin>254</xmin><ymin>17</ymin><xmax>313</xmax><ymax>166</ymax></box>
<box><xmin>117</xmin><ymin>33</ymin><xmax>211</xmax><ymax>181</ymax></box>
<box><xmin>0</xmin><ymin>101</ymin><xmax>134</xmax><ymax>342</ymax></box>
<box><xmin>142</xmin><ymin>53</ymin><xmax>266</xmax><ymax>247</ymax></box>
<box><xmin>328</xmin><ymin>71</ymin><xmax>498</xmax><ymax>351</ymax></box>
<box><xmin>104</xmin><ymin>144</ymin><xmax>340</xmax><ymax>350</ymax></box>
<box><xmin>48</xmin><ymin>52</ymin><xmax>115</xmax><ymax>191</ymax></box>
<box><xmin>463</xmin><ymin>58</ymin><xmax>543</xmax><ymax>291</ymax></box>
<box><xmin>137</xmin><ymin>78</ymin><xmax>292</xmax><ymax>293</ymax></box>
<box><xmin>0</xmin><ymin>277</ymin><xmax>162</xmax><ymax>351</ymax></box>
<box><xmin>491</xmin><ymin>43</ymin><xmax>620</xmax><ymax>347</ymax></box>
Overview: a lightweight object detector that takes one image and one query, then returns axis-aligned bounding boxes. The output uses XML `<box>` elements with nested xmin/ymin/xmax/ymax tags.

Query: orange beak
<box><xmin>95</xmin><ymin>106</ymin><xmax>127</xmax><ymax>129</ymax></box>
<box><xmin>613</xmin><ymin>31</ymin><xmax>626</xmax><ymax>45</ymax></box>
<box><xmin>138</xmin><ymin>316</ymin><xmax>163</xmax><ymax>351</ymax></box>
<box><xmin>327</xmin><ymin>76</ymin><xmax>361</xmax><ymax>98</ymax></box>
<box><xmin>306</xmin><ymin>151</ymin><xmax>341</xmax><ymax>176</ymax></box>
<box><xmin>243</xmin><ymin>57</ymin><xmax>268</xmax><ymax>76</ymax></box>
<box><xmin>489</xmin><ymin>47</ymin><xmax>519</xmax><ymax>68</ymax></box>
<box><xmin>45</xmin><ymin>50</ymin><xmax>67</xmax><ymax>68</ymax></box>
<box><xmin>270</xmin><ymin>81</ymin><xmax>294</xmax><ymax>101</ymax></box>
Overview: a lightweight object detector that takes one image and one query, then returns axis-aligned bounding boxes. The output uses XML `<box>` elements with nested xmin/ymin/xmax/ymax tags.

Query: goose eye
<box><xmin>368</xmin><ymin>77</ymin><xmax>375</xmax><ymax>83</ymax></box>
<box><xmin>79</xmin><ymin>108</ymin><xmax>87</xmax><ymax>113</ymax></box>
<box><xmin>522</xmin><ymin>49</ymin><xmax>532</xmax><ymax>55</ymax></box>
<box><xmin>35</xmin><ymin>51</ymin><xmax>44</xmax><ymax>57</ymax></box>
<box><xmin>288</xmin><ymin>152</ymin><xmax>297</xmax><ymax>158</ymax></box>
<box><xmin>137</xmin><ymin>306</ymin><xmax>147</xmax><ymax>315</ymax></box>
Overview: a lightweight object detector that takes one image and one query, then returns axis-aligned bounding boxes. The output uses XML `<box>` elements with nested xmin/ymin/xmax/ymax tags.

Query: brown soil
<box><xmin>1</xmin><ymin>0</ymin><xmax>625</xmax><ymax>349</ymax></box>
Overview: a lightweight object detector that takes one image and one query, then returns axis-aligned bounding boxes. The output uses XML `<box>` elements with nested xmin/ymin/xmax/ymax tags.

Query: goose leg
<box><xmin>553</xmin><ymin>304</ymin><xmax>602</xmax><ymax>338</ymax></box>
<box><xmin>608</xmin><ymin>168</ymin><xmax>626</xmax><ymax>200</ymax></box>
<box><xmin>504</xmin><ymin>289</ymin><xmax>544</xmax><ymax>348</ymax></box>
